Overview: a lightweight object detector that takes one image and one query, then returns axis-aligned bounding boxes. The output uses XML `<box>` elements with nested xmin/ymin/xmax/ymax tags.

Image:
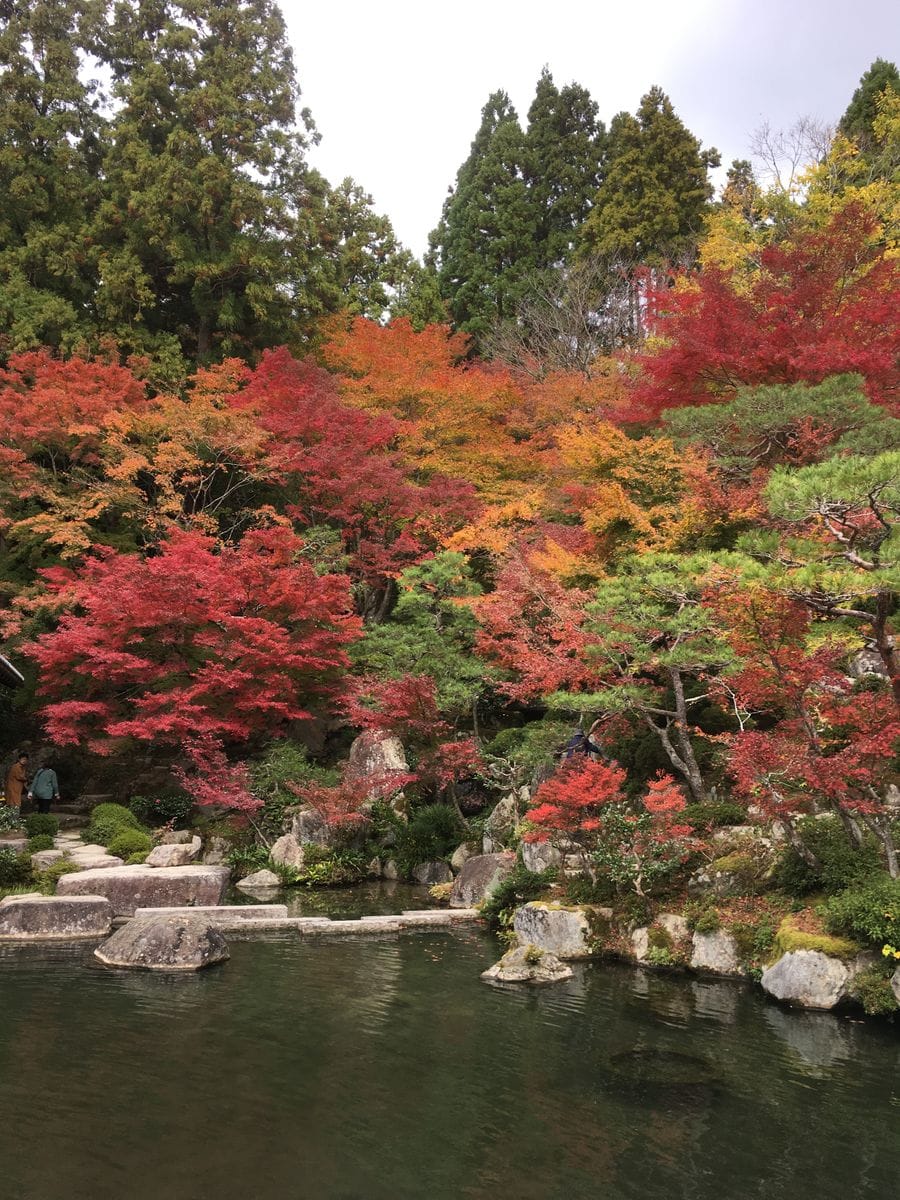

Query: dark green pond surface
<box><xmin>0</xmin><ymin>912</ymin><xmax>898</xmax><ymax>1200</ymax></box>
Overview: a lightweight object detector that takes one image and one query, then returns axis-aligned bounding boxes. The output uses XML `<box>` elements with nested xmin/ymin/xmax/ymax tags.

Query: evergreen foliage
<box><xmin>839</xmin><ymin>58</ymin><xmax>900</xmax><ymax>152</ymax></box>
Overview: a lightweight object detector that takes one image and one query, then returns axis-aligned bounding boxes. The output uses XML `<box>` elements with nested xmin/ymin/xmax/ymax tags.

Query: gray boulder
<box><xmin>482</xmin><ymin>794</ymin><xmax>518</xmax><ymax>853</ymax></box>
<box><xmin>513</xmin><ymin>902</ymin><xmax>605</xmax><ymax>960</ymax></box>
<box><xmin>0</xmin><ymin>894</ymin><xmax>113</xmax><ymax>940</ymax></box>
<box><xmin>287</xmin><ymin>804</ymin><xmax>334</xmax><ymax>848</ymax></box>
<box><xmin>892</xmin><ymin>967</ymin><xmax>900</xmax><ymax>1006</ymax></box>
<box><xmin>270</xmin><ymin>833</ymin><xmax>305</xmax><ymax>871</ymax></box>
<box><xmin>521</xmin><ymin>840</ymin><xmax>562</xmax><ymax>874</ymax></box>
<box><xmin>481</xmin><ymin>944</ymin><xmax>573</xmax><ymax>985</ymax></box>
<box><xmin>449</xmin><ymin>852</ymin><xmax>516</xmax><ymax>908</ymax></box>
<box><xmin>94</xmin><ymin>915</ymin><xmax>228</xmax><ymax>971</ymax></box>
<box><xmin>235</xmin><ymin>868</ymin><xmax>281</xmax><ymax>891</ymax></box>
<box><xmin>691</xmin><ymin>929</ymin><xmax>745</xmax><ymax>976</ymax></box>
<box><xmin>761</xmin><ymin>950</ymin><xmax>864</xmax><ymax>1010</ymax></box>
<box><xmin>30</xmin><ymin>849</ymin><xmax>65</xmax><ymax>871</ymax></box>
<box><xmin>160</xmin><ymin>829</ymin><xmax>194</xmax><ymax>845</ymax></box>
<box><xmin>57</xmin><ymin>864</ymin><xmax>230</xmax><ymax>916</ymax></box>
<box><xmin>450</xmin><ymin>842</ymin><xmax>472</xmax><ymax>872</ymax></box>
<box><xmin>657</xmin><ymin>913</ymin><xmax>690</xmax><ymax>942</ymax></box>
<box><xmin>412</xmin><ymin>860</ymin><xmax>452</xmax><ymax>886</ymax></box>
<box><xmin>345</xmin><ymin>730</ymin><xmax>409</xmax><ymax>804</ymax></box>
<box><xmin>144</xmin><ymin>837</ymin><xmax>201</xmax><ymax>868</ymax></box>
<box><xmin>202</xmin><ymin>835</ymin><xmax>230</xmax><ymax>866</ymax></box>
<box><xmin>382</xmin><ymin>859</ymin><xmax>399</xmax><ymax>880</ymax></box>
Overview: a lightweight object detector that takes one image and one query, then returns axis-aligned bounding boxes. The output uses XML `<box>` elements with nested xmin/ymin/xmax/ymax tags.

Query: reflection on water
<box><xmin>0</xmin><ymin>927</ymin><xmax>898</xmax><ymax>1200</ymax></box>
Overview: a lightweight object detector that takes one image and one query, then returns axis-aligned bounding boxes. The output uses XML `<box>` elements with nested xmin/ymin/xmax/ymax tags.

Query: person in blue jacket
<box><xmin>562</xmin><ymin>719</ymin><xmax>607</xmax><ymax>761</ymax></box>
<box><xmin>28</xmin><ymin>762</ymin><xmax>60</xmax><ymax>814</ymax></box>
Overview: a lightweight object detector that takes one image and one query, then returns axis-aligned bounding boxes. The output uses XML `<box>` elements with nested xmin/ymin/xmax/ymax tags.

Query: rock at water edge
<box><xmin>481</xmin><ymin>944</ymin><xmax>573</xmax><ymax>985</ymax></box>
<box><xmin>449</xmin><ymin>852</ymin><xmax>516</xmax><ymax>908</ymax></box>
<box><xmin>95</xmin><ymin>915</ymin><xmax>228</xmax><ymax>971</ymax></box>
<box><xmin>513</xmin><ymin>902</ymin><xmax>602</xmax><ymax>960</ymax></box>
<box><xmin>0</xmin><ymin>894</ymin><xmax>113</xmax><ymax>939</ymax></box>
<box><xmin>235</xmin><ymin>868</ymin><xmax>281</xmax><ymax>891</ymax></box>
<box><xmin>691</xmin><ymin>929</ymin><xmax>745</xmax><ymax>976</ymax></box>
<box><xmin>412</xmin><ymin>860</ymin><xmax>452</xmax><ymax>886</ymax></box>
<box><xmin>57</xmin><ymin>864</ymin><xmax>230</xmax><ymax>916</ymax></box>
<box><xmin>761</xmin><ymin>950</ymin><xmax>861</xmax><ymax>1010</ymax></box>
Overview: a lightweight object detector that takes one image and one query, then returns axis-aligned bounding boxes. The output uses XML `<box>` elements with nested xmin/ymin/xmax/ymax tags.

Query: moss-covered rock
<box><xmin>773</xmin><ymin>915</ymin><xmax>860</xmax><ymax>961</ymax></box>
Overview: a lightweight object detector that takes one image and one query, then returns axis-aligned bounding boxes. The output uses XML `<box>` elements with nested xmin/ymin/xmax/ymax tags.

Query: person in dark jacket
<box><xmin>562</xmin><ymin>719</ymin><xmax>608</xmax><ymax>762</ymax></box>
<box><xmin>28</xmin><ymin>763</ymin><xmax>60</xmax><ymax>814</ymax></box>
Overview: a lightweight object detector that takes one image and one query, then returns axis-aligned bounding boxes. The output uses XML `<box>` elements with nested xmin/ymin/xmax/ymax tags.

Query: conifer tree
<box><xmin>0</xmin><ymin>0</ymin><xmax>102</xmax><ymax>351</ymax></box>
<box><xmin>580</xmin><ymin>86</ymin><xmax>719</xmax><ymax>264</ymax></box>
<box><xmin>839</xmin><ymin>58</ymin><xmax>900</xmax><ymax>152</ymax></box>
<box><xmin>524</xmin><ymin>68</ymin><xmax>605</xmax><ymax>268</ymax></box>
<box><xmin>427</xmin><ymin>91</ymin><xmax>537</xmax><ymax>342</ymax></box>
<box><xmin>94</xmin><ymin>0</ymin><xmax>316</xmax><ymax>368</ymax></box>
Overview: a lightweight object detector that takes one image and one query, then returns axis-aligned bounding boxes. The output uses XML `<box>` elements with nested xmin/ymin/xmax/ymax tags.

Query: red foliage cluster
<box><xmin>634</xmin><ymin>205</ymin><xmax>900</xmax><ymax>421</ymax></box>
<box><xmin>25</xmin><ymin>527</ymin><xmax>361</xmax><ymax>761</ymax></box>
<box><xmin>525</xmin><ymin>759</ymin><xmax>628</xmax><ymax>840</ymax></box>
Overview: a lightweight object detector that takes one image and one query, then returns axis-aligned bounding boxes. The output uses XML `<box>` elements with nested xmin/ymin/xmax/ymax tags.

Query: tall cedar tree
<box><xmin>839</xmin><ymin>58</ymin><xmax>900</xmax><ymax>153</ymax></box>
<box><xmin>580</xmin><ymin>86</ymin><xmax>719</xmax><ymax>264</ymax></box>
<box><xmin>428</xmin><ymin>91</ymin><xmax>537</xmax><ymax>343</ymax></box>
<box><xmin>524</xmin><ymin>68</ymin><xmax>605</xmax><ymax>268</ymax></box>
<box><xmin>0</xmin><ymin>0</ymin><xmax>102</xmax><ymax>352</ymax></box>
<box><xmin>95</xmin><ymin>0</ymin><xmax>314</xmax><ymax>368</ymax></box>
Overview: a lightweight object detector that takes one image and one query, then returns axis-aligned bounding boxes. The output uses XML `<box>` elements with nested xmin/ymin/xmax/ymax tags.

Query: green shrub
<box><xmin>0</xmin><ymin>848</ymin><xmax>32</xmax><ymax>887</ymax></box>
<box><xmin>249</xmin><ymin>741</ymin><xmax>340</xmax><ymax>836</ymax></box>
<box><xmin>128</xmin><ymin>791</ymin><xmax>193</xmax><ymax>828</ymax></box>
<box><xmin>25</xmin><ymin>812</ymin><xmax>59</xmax><ymax>838</ymax></box>
<box><xmin>85</xmin><ymin>803</ymin><xmax>139</xmax><ymax>846</ymax></box>
<box><xmin>646</xmin><ymin>945</ymin><xmax>676</xmax><ymax>967</ymax></box>
<box><xmin>27</xmin><ymin>834</ymin><xmax>54</xmax><ymax>853</ymax></box>
<box><xmin>850</xmin><ymin>963</ymin><xmax>899</xmax><ymax>1016</ymax></box>
<box><xmin>107</xmin><ymin>829</ymin><xmax>153</xmax><ymax>860</ymax></box>
<box><xmin>774</xmin><ymin>816</ymin><xmax>882</xmax><ymax>896</ymax></box>
<box><xmin>683</xmin><ymin>900</ymin><xmax>721</xmax><ymax>934</ymax></box>
<box><xmin>681</xmin><ymin>801</ymin><xmax>747</xmax><ymax>831</ymax></box>
<box><xmin>296</xmin><ymin>846</ymin><xmax>369</xmax><ymax>887</ymax></box>
<box><xmin>0</xmin><ymin>806</ymin><xmax>23</xmax><ymax>833</ymax></box>
<box><xmin>34</xmin><ymin>859</ymin><xmax>79</xmax><ymax>893</ymax></box>
<box><xmin>823</xmin><ymin>876</ymin><xmax>900</xmax><ymax>948</ymax></box>
<box><xmin>394</xmin><ymin>804</ymin><xmax>464</xmax><ymax>876</ymax></box>
<box><xmin>480</xmin><ymin>865</ymin><xmax>558</xmax><ymax>931</ymax></box>
<box><xmin>226</xmin><ymin>843</ymin><xmax>270</xmax><ymax>878</ymax></box>
<box><xmin>126</xmin><ymin>852</ymin><xmax>148</xmax><ymax>865</ymax></box>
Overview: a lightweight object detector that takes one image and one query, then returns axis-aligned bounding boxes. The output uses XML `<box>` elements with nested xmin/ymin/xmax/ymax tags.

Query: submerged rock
<box><xmin>95</xmin><ymin>915</ymin><xmax>228</xmax><ymax>971</ymax></box>
<box><xmin>0</xmin><ymin>894</ymin><xmax>113</xmax><ymax>940</ymax></box>
<box><xmin>449</xmin><ymin>852</ymin><xmax>515</xmax><ymax>908</ymax></box>
<box><xmin>761</xmin><ymin>950</ymin><xmax>868</xmax><ymax>1010</ymax></box>
<box><xmin>481</xmin><ymin>943</ymin><xmax>573</xmax><ymax>985</ymax></box>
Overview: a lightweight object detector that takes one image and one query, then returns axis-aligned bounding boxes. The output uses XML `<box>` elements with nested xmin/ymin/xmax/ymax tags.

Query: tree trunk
<box><xmin>642</xmin><ymin>713</ymin><xmax>707</xmax><ymax>804</ymax></box>
<box><xmin>782</xmin><ymin>813</ymin><xmax>820</xmax><ymax>869</ymax></box>
<box><xmin>858</xmin><ymin>810</ymin><xmax>900</xmax><ymax>879</ymax></box>
<box><xmin>872</xmin><ymin>591</ymin><xmax>900</xmax><ymax>710</ymax></box>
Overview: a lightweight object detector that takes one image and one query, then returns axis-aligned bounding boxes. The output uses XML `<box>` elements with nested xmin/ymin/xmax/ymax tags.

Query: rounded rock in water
<box><xmin>94</xmin><ymin>914</ymin><xmax>229</xmax><ymax>971</ymax></box>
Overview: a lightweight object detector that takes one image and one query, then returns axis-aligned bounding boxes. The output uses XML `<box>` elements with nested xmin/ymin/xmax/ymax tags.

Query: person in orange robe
<box><xmin>4</xmin><ymin>751</ymin><xmax>29</xmax><ymax>809</ymax></box>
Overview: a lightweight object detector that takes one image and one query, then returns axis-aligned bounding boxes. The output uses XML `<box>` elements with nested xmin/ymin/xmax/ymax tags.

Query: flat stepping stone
<box><xmin>134</xmin><ymin>904</ymin><xmax>288</xmax><ymax>930</ymax></box>
<box><xmin>0</xmin><ymin>894</ymin><xmax>113</xmax><ymax>940</ymax></box>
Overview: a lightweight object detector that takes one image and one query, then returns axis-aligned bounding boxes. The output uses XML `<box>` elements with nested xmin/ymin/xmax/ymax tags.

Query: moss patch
<box><xmin>710</xmin><ymin>852</ymin><xmax>758</xmax><ymax>878</ymax></box>
<box><xmin>773</xmin><ymin>914</ymin><xmax>860</xmax><ymax>961</ymax></box>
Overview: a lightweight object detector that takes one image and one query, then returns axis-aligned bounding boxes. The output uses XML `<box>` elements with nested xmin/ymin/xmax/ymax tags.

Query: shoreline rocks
<box><xmin>513</xmin><ymin>902</ymin><xmax>609</xmax><ymax>960</ymax></box>
<box><xmin>760</xmin><ymin>949</ymin><xmax>870</xmax><ymax>1010</ymax></box>
<box><xmin>0</xmin><ymin>894</ymin><xmax>113</xmax><ymax>940</ymax></box>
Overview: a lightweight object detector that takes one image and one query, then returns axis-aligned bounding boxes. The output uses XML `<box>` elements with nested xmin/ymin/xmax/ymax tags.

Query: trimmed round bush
<box><xmin>107</xmin><ymin>828</ymin><xmax>153</xmax><ymax>860</ymax></box>
<box><xmin>27</xmin><ymin>834</ymin><xmax>55</xmax><ymax>853</ymax></box>
<box><xmin>85</xmin><ymin>802</ymin><xmax>139</xmax><ymax>846</ymax></box>
<box><xmin>25</xmin><ymin>812</ymin><xmax>59</xmax><ymax>839</ymax></box>
<box><xmin>128</xmin><ymin>791</ymin><xmax>193</xmax><ymax>828</ymax></box>
<box><xmin>0</xmin><ymin>848</ymin><xmax>32</xmax><ymax>887</ymax></box>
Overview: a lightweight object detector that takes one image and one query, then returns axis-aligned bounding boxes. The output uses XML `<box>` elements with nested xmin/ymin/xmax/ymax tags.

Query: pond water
<box><xmin>0</xmin><ymin>910</ymin><xmax>898</xmax><ymax>1200</ymax></box>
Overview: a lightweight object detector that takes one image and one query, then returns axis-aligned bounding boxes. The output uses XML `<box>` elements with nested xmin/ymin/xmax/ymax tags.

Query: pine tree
<box><xmin>0</xmin><ymin>0</ymin><xmax>102</xmax><ymax>352</ymax></box>
<box><xmin>427</xmin><ymin>91</ymin><xmax>537</xmax><ymax>343</ymax></box>
<box><xmin>839</xmin><ymin>58</ymin><xmax>900</xmax><ymax>152</ymax></box>
<box><xmin>580</xmin><ymin>86</ymin><xmax>719</xmax><ymax>264</ymax></box>
<box><xmin>94</xmin><ymin>0</ymin><xmax>316</xmax><ymax>368</ymax></box>
<box><xmin>524</xmin><ymin>68</ymin><xmax>605</xmax><ymax>268</ymax></box>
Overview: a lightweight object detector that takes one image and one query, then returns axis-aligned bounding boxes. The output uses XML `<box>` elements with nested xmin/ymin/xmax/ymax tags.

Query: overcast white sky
<box><xmin>282</xmin><ymin>0</ymin><xmax>899</xmax><ymax>255</ymax></box>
